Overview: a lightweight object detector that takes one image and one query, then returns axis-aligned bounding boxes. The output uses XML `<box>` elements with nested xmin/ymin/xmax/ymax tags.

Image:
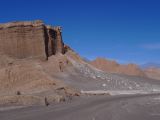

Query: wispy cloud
<box><xmin>141</xmin><ymin>43</ymin><xmax>160</xmax><ymax>50</ymax></box>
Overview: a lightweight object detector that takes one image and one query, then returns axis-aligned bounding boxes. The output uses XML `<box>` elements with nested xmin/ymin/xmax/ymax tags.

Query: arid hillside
<box><xmin>90</xmin><ymin>58</ymin><xmax>145</xmax><ymax>77</ymax></box>
<box><xmin>144</xmin><ymin>68</ymin><xmax>160</xmax><ymax>80</ymax></box>
<box><xmin>90</xmin><ymin>58</ymin><xmax>160</xmax><ymax>80</ymax></box>
<box><xmin>0</xmin><ymin>20</ymin><xmax>79</xmax><ymax>106</ymax></box>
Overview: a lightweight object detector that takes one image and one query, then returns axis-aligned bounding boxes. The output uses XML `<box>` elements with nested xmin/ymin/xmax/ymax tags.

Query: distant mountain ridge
<box><xmin>90</xmin><ymin>58</ymin><xmax>145</xmax><ymax>77</ymax></box>
<box><xmin>144</xmin><ymin>68</ymin><xmax>160</xmax><ymax>80</ymax></box>
<box><xmin>140</xmin><ymin>63</ymin><xmax>160</xmax><ymax>69</ymax></box>
<box><xmin>90</xmin><ymin>58</ymin><xmax>160</xmax><ymax>80</ymax></box>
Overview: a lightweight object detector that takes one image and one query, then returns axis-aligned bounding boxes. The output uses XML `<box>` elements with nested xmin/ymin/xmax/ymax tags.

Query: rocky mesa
<box><xmin>0</xmin><ymin>20</ymin><xmax>67</xmax><ymax>59</ymax></box>
<box><xmin>0</xmin><ymin>20</ymin><xmax>79</xmax><ymax>106</ymax></box>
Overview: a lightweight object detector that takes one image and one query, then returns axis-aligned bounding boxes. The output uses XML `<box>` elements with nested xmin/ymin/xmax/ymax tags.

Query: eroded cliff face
<box><xmin>0</xmin><ymin>20</ymin><xmax>65</xmax><ymax>59</ymax></box>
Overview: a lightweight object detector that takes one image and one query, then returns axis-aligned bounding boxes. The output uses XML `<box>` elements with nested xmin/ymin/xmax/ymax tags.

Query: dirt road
<box><xmin>1</xmin><ymin>94</ymin><xmax>160</xmax><ymax>120</ymax></box>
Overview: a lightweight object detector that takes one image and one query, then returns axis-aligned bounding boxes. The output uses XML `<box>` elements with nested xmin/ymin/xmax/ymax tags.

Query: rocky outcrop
<box><xmin>90</xmin><ymin>58</ymin><xmax>145</xmax><ymax>77</ymax></box>
<box><xmin>0</xmin><ymin>20</ymin><xmax>66</xmax><ymax>59</ymax></box>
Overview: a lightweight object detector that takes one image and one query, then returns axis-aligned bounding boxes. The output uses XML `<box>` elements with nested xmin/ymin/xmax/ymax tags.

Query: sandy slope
<box><xmin>0</xmin><ymin>53</ymin><xmax>79</xmax><ymax>106</ymax></box>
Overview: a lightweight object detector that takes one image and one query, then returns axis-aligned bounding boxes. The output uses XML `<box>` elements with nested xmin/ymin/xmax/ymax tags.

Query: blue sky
<box><xmin>0</xmin><ymin>0</ymin><xmax>160</xmax><ymax>64</ymax></box>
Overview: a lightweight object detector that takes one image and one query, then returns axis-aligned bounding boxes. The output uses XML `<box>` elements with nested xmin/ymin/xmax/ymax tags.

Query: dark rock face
<box><xmin>0</xmin><ymin>20</ymin><xmax>65</xmax><ymax>59</ymax></box>
<box><xmin>45</xmin><ymin>26</ymin><xmax>65</xmax><ymax>57</ymax></box>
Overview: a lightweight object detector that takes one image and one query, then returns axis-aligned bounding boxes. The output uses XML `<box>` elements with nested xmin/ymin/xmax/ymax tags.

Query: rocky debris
<box><xmin>0</xmin><ymin>20</ymin><xmax>66</xmax><ymax>59</ymax></box>
<box><xmin>0</xmin><ymin>94</ymin><xmax>68</xmax><ymax>106</ymax></box>
<box><xmin>90</xmin><ymin>58</ymin><xmax>145</xmax><ymax>77</ymax></box>
<box><xmin>55</xmin><ymin>86</ymin><xmax>80</xmax><ymax>97</ymax></box>
<box><xmin>0</xmin><ymin>95</ymin><xmax>44</xmax><ymax>106</ymax></box>
<box><xmin>64</xmin><ymin>55</ymin><xmax>160</xmax><ymax>92</ymax></box>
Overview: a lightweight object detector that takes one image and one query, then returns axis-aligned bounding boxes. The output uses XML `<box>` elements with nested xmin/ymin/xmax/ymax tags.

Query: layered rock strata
<box><xmin>0</xmin><ymin>20</ymin><xmax>65</xmax><ymax>59</ymax></box>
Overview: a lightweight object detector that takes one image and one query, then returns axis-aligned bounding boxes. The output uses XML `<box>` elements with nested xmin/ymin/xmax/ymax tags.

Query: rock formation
<box><xmin>90</xmin><ymin>58</ymin><xmax>145</xmax><ymax>77</ymax></box>
<box><xmin>0</xmin><ymin>20</ymin><xmax>65</xmax><ymax>59</ymax></box>
<box><xmin>0</xmin><ymin>20</ymin><xmax>79</xmax><ymax>106</ymax></box>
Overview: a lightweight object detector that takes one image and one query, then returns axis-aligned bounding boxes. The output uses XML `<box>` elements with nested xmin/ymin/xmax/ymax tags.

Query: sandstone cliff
<box><xmin>90</xmin><ymin>58</ymin><xmax>145</xmax><ymax>77</ymax></box>
<box><xmin>0</xmin><ymin>20</ymin><xmax>79</xmax><ymax>106</ymax></box>
<box><xmin>0</xmin><ymin>20</ymin><xmax>66</xmax><ymax>59</ymax></box>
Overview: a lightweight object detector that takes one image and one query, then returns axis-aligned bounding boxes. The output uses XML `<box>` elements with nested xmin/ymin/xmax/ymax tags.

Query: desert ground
<box><xmin>1</xmin><ymin>94</ymin><xmax>160</xmax><ymax>120</ymax></box>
